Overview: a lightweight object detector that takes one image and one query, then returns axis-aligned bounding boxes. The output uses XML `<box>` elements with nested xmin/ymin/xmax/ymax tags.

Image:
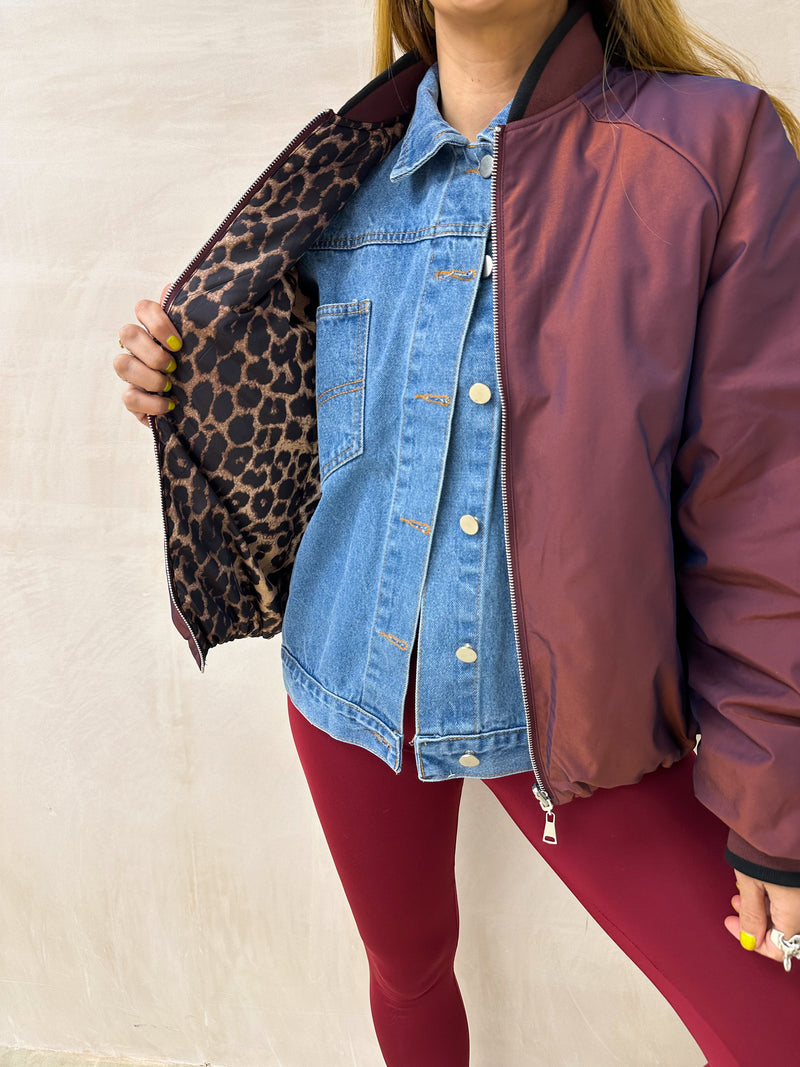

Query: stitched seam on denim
<box><xmin>403</xmin><ymin>233</ymin><xmax>485</xmax><ymax>751</ymax></box>
<box><xmin>396</xmin><ymin>124</ymin><xmax>411</xmax><ymax>171</ymax></box>
<box><xmin>320</xmin><ymin>439</ymin><xmax>358</xmax><ymax>475</ymax></box>
<box><xmin>327</xmin><ymin>222</ymin><xmax>477</xmax><ymax>241</ymax></box>
<box><xmin>414</xmin><ymin>393</ymin><xmax>450</xmax><ymax>406</ymax></box>
<box><xmin>314</xmin><ymin>223</ymin><xmax>486</xmax><ymax>249</ymax></box>
<box><xmin>415</xmin><ymin>600</ymin><xmax>426</xmax><ymax>764</ymax></box>
<box><xmin>317</xmin><ymin>298</ymin><xmax>369</xmax><ymax>317</ymax></box>
<box><xmin>464</xmin><ymin>168</ymin><xmax>480</xmax><ymax>174</ymax></box>
<box><xmin>390</xmin><ymin>179</ymin><xmax>488</xmax><ymax>747</ymax></box>
<box><xmin>317</xmin><ymin>380</ymin><xmax>364</xmax><ymax>406</ymax></box>
<box><xmin>318</xmin><ymin>301</ymin><xmax>368</xmax><ymax>480</ymax></box>
<box><xmin>365</xmin><ymin>728</ymin><xmax>391</xmax><ymax>749</ymax></box>
<box><xmin>471</xmin><ymin>373</ymin><xmax>496</xmax><ymax>733</ymax></box>
<box><xmin>362</xmin><ymin>185</ymin><xmax>449</xmax><ymax>678</ymax></box>
<box><xmin>430</xmin><ymin>236</ymin><xmax>485</xmax><ymax>724</ymax></box>
<box><xmin>399</xmin><ymin>517</ymin><xmax>431</xmax><ymax>535</ymax></box>
<box><xmin>419</xmin><ymin>726</ymin><xmax>530</xmax><ymax>743</ymax></box>
<box><xmin>347</xmin><ymin>303</ymin><xmax>366</xmax><ymax>471</ymax></box>
<box><xmin>281</xmin><ymin>645</ymin><xmax>397</xmax><ymax>738</ymax></box>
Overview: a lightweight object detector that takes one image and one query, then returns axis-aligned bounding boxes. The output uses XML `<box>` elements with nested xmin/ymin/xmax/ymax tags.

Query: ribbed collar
<box><xmin>341</xmin><ymin>0</ymin><xmax>605</xmax><ymax>126</ymax></box>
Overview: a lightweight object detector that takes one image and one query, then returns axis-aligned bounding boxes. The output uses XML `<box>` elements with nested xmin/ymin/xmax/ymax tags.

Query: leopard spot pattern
<box><xmin>153</xmin><ymin>115</ymin><xmax>406</xmax><ymax>666</ymax></box>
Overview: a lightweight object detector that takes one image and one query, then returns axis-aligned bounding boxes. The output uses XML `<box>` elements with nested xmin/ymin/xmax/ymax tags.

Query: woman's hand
<box><xmin>725</xmin><ymin>870</ymin><xmax>800</xmax><ymax>969</ymax></box>
<box><xmin>114</xmin><ymin>286</ymin><xmax>182</xmax><ymax>426</ymax></box>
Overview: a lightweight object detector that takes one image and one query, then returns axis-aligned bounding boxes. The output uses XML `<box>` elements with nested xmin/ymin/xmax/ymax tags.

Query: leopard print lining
<box><xmin>153</xmin><ymin>116</ymin><xmax>406</xmax><ymax>665</ymax></box>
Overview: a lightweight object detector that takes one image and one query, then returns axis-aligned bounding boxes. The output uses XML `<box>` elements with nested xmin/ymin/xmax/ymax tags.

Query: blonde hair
<box><xmin>373</xmin><ymin>0</ymin><xmax>800</xmax><ymax>156</ymax></box>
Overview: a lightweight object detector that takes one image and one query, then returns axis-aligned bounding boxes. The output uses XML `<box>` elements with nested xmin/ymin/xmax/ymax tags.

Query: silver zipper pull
<box><xmin>532</xmin><ymin>786</ymin><xmax>557</xmax><ymax>844</ymax></box>
<box><xmin>543</xmin><ymin>810</ymin><xmax>557</xmax><ymax>845</ymax></box>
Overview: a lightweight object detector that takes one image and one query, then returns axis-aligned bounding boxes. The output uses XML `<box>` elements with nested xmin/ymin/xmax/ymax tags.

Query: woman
<box><xmin>114</xmin><ymin>0</ymin><xmax>800</xmax><ymax>1063</ymax></box>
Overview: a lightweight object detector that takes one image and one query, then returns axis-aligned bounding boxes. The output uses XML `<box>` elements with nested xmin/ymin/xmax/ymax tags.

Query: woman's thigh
<box><xmin>287</xmin><ymin>693</ymin><xmax>464</xmax><ymax>992</ymax></box>
<box><xmin>483</xmin><ymin>757</ymin><xmax>796</xmax><ymax>1067</ymax></box>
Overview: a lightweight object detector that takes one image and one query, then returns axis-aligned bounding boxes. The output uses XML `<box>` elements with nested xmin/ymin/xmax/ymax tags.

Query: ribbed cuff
<box><xmin>725</xmin><ymin>829</ymin><xmax>800</xmax><ymax>888</ymax></box>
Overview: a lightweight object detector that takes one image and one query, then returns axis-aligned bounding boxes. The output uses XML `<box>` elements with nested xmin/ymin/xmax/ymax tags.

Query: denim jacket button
<box><xmin>482</xmin><ymin>254</ymin><xmax>493</xmax><ymax>278</ymax></box>
<box><xmin>459</xmin><ymin>751</ymin><xmax>481</xmax><ymax>767</ymax></box>
<box><xmin>456</xmin><ymin>644</ymin><xmax>478</xmax><ymax>663</ymax></box>
<box><xmin>459</xmin><ymin>514</ymin><xmax>479</xmax><ymax>535</ymax></box>
<box><xmin>479</xmin><ymin>154</ymin><xmax>494</xmax><ymax>178</ymax></box>
<box><xmin>468</xmin><ymin>382</ymin><xmax>492</xmax><ymax>404</ymax></box>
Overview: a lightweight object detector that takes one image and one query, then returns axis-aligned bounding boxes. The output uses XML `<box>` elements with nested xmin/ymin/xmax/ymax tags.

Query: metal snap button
<box><xmin>456</xmin><ymin>644</ymin><xmax>478</xmax><ymax>663</ymax></box>
<box><xmin>479</xmin><ymin>154</ymin><xmax>494</xmax><ymax>178</ymax></box>
<box><xmin>482</xmin><ymin>254</ymin><xmax>493</xmax><ymax>278</ymax></box>
<box><xmin>459</xmin><ymin>751</ymin><xmax>481</xmax><ymax>767</ymax></box>
<box><xmin>459</xmin><ymin>515</ymin><xmax>479</xmax><ymax>535</ymax></box>
<box><xmin>468</xmin><ymin>382</ymin><xmax>491</xmax><ymax>404</ymax></box>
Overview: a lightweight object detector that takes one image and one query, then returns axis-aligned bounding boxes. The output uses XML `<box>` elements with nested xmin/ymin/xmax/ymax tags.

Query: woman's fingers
<box><xmin>132</xmin><ymin>298</ymin><xmax>183</xmax><ymax>359</ymax></box>
<box><xmin>115</xmin><ymin>296</ymin><xmax>183</xmax><ymax>427</ymax></box>
<box><xmin>724</xmin><ymin>871</ymin><xmax>800</xmax><ymax>968</ymax></box>
<box><xmin>120</xmin><ymin>383</ymin><xmax>175</xmax><ymax>425</ymax></box>
<box><xmin>735</xmin><ymin>871</ymin><xmax>770</xmax><ymax>951</ymax></box>
<box><xmin>113</xmin><ymin>332</ymin><xmax>175</xmax><ymax>393</ymax></box>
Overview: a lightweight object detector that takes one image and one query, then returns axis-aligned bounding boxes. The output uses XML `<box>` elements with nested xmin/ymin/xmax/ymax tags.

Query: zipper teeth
<box><xmin>490</xmin><ymin>126</ymin><xmax>551</xmax><ymax>808</ymax></box>
<box><xmin>147</xmin><ymin>415</ymin><xmax>206</xmax><ymax>671</ymax></box>
<box><xmin>161</xmin><ymin>109</ymin><xmax>332</xmax><ymax>312</ymax></box>
<box><xmin>151</xmin><ymin>109</ymin><xmax>334</xmax><ymax>667</ymax></box>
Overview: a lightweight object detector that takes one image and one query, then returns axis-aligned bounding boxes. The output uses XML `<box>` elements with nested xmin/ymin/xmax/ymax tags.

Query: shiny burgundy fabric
<box><xmin>491</xmin><ymin>26</ymin><xmax>800</xmax><ymax>865</ymax></box>
<box><xmin>288</xmin><ymin>682</ymin><xmax>797</xmax><ymax>1067</ymax></box>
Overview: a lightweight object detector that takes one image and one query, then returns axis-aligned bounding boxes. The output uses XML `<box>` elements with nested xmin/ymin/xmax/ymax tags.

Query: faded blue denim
<box><xmin>281</xmin><ymin>64</ymin><xmax>533</xmax><ymax>780</ymax></box>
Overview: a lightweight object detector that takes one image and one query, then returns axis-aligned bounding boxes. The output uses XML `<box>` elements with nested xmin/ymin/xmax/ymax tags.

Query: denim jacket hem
<box><xmin>283</xmin><ymin>644</ymin><xmax>537</xmax><ymax>781</ymax></box>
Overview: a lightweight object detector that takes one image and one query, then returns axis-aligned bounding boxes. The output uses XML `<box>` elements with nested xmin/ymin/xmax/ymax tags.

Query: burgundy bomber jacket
<box><xmin>149</xmin><ymin>0</ymin><xmax>800</xmax><ymax>879</ymax></box>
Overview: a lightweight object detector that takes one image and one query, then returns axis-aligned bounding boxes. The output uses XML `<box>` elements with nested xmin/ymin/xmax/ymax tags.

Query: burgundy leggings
<box><xmin>287</xmin><ymin>684</ymin><xmax>796</xmax><ymax>1067</ymax></box>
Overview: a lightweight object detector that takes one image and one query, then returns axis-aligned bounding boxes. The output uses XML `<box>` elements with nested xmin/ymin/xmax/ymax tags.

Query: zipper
<box><xmin>489</xmin><ymin>126</ymin><xmax>557</xmax><ymax>845</ymax></box>
<box><xmin>151</xmin><ymin>109</ymin><xmax>334</xmax><ymax>669</ymax></box>
<box><xmin>147</xmin><ymin>412</ymin><xmax>206</xmax><ymax>671</ymax></box>
<box><xmin>161</xmin><ymin>110</ymin><xmax>333</xmax><ymax>313</ymax></box>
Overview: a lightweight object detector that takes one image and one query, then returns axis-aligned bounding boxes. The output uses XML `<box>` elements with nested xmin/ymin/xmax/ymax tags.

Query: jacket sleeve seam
<box><xmin>578</xmin><ymin>92</ymin><xmax>758</xmax><ymax>231</ymax></box>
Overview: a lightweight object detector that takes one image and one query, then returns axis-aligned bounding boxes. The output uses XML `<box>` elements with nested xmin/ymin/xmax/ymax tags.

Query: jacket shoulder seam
<box><xmin>579</xmin><ymin>93</ymin><xmax>723</xmax><ymax>228</ymax></box>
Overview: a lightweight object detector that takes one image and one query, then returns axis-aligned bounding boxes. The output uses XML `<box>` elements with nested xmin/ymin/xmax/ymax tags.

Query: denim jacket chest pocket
<box><xmin>315</xmin><ymin>299</ymin><xmax>371</xmax><ymax>483</ymax></box>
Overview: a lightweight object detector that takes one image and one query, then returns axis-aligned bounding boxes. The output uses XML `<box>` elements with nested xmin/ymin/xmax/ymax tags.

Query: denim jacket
<box><xmin>150</xmin><ymin>0</ymin><xmax>800</xmax><ymax>877</ymax></box>
<box><xmin>281</xmin><ymin>65</ymin><xmax>533</xmax><ymax>781</ymax></box>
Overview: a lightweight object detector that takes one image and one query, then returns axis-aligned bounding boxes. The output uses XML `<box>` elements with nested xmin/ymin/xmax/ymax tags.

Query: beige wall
<box><xmin>1</xmin><ymin>1</ymin><xmax>797</xmax><ymax>1064</ymax></box>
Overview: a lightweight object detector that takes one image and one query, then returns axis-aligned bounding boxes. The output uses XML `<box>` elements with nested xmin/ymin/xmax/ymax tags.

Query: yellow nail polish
<box><xmin>740</xmin><ymin>931</ymin><xmax>756</xmax><ymax>951</ymax></box>
<box><xmin>167</xmin><ymin>400</ymin><xmax>176</xmax><ymax>412</ymax></box>
<box><xmin>162</xmin><ymin>381</ymin><xmax>172</xmax><ymax>394</ymax></box>
<box><xmin>166</xmin><ymin>358</ymin><xmax>177</xmax><ymax>374</ymax></box>
<box><xmin>166</xmin><ymin>335</ymin><xmax>182</xmax><ymax>352</ymax></box>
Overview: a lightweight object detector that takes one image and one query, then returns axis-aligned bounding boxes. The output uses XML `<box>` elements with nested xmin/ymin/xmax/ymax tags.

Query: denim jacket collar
<box><xmin>389</xmin><ymin>63</ymin><xmax>511</xmax><ymax>183</ymax></box>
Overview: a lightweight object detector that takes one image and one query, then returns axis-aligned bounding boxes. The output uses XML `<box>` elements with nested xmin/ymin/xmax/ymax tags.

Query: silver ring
<box><xmin>770</xmin><ymin>928</ymin><xmax>800</xmax><ymax>973</ymax></box>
